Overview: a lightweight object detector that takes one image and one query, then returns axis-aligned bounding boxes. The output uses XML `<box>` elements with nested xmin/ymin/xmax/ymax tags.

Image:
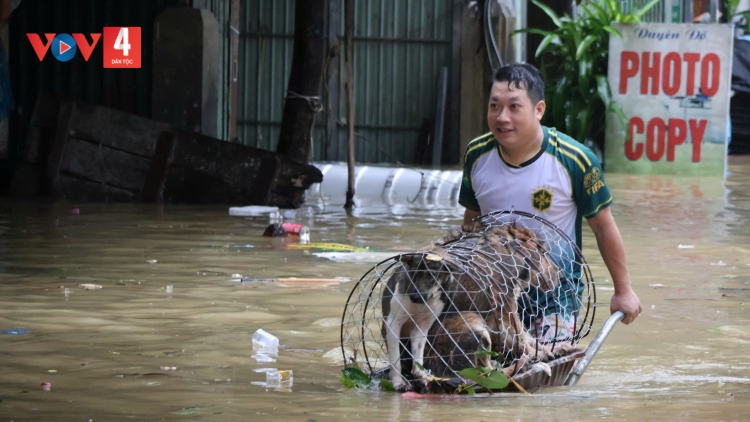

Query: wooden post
<box><xmin>325</xmin><ymin>0</ymin><xmax>341</xmax><ymax>160</ymax></box>
<box><xmin>344</xmin><ymin>0</ymin><xmax>355</xmax><ymax>209</ymax></box>
<box><xmin>275</xmin><ymin>0</ymin><xmax>326</xmax><ymax>165</ymax></box>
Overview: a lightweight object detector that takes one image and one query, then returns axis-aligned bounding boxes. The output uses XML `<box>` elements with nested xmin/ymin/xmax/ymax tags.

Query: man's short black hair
<box><xmin>492</xmin><ymin>63</ymin><xmax>545</xmax><ymax>104</ymax></box>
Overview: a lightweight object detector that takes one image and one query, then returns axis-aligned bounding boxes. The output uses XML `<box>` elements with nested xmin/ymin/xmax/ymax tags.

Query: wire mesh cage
<box><xmin>340</xmin><ymin>210</ymin><xmax>596</xmax><ymax>392</ymax></box>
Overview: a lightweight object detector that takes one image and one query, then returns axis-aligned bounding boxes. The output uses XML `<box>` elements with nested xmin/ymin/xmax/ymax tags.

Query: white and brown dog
<box><xmin>381</xmin><ymin>222</ymin><xmax>576</xmax><ymax>392</ymax></box>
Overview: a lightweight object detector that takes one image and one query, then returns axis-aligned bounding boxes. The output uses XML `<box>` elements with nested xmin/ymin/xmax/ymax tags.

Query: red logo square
<box><xmin>103</xmin><ymin>27</ymin><xmax>141</xmax><ymax>68</ymax></box>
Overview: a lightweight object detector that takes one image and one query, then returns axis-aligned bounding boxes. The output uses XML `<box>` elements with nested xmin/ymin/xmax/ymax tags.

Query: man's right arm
<box><xmin>463</xmin><ymin>208</ymin><xmax>481</xmax><ymax>225</ymax></box>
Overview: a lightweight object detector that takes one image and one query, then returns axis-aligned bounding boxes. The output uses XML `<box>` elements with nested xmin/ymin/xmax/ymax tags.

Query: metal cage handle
<box><xmin>564</xmin><ymin>311</ymin><xmax>625</xmax><ymax>386</ymax></box>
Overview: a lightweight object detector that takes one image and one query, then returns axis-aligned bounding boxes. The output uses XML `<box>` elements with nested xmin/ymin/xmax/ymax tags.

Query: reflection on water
<box><xmin>1</xmin><ymin>161</ymin><xmax>750</xmax><ymax>420</ymax></box>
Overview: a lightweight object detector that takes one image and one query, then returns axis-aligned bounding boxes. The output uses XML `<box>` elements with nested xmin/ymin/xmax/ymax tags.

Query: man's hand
<box><xmin>610</xmin><ymin>289</ymin><xmax>642</xmax><ymax>324</ymax></box>
<box><xmin>463</xmin><ymin>208</ymin><xmax>481</xmax><ymax>225</ymax></box>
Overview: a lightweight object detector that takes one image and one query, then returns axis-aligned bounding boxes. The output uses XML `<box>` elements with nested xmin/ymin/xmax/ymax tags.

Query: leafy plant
<box><xmin>340</xmin><ymin>367</ymin><xmax>371</xmax><ymax>389</ymax></box>
<box><xmin>737</xmin><ymin>10</ymin><xmax>750</xmax><ymax>34</ymax></box>
<box><xmin>475</xmin><ymin>346</ymin><xmax>499</xmax><ymax>360</ymax></box>
<box><xmin>514</xmin><ymin>0</ymin><xmax>660</xmax><ymax>155</ymax></box>
<box><xmin>379</xmin><ymin>378</ymin><xmax>396</xmax><ymax>391</ymax></box>
<box><xmin>457</xmin><ymin>366</ymin><xmax>510</xmax><ymax>392</ymax></box>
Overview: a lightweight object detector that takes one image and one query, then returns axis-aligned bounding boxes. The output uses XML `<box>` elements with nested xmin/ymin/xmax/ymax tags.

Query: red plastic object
<box><xmin>281</xmin><ymin>223</ymin><xmax>305</xmax><ymax>236</ymax></box>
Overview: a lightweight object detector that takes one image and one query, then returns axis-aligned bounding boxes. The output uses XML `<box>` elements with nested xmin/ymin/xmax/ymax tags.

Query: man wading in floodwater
<box><xmin>459</xmin><ymin>63</ymin><xmax>642</xmax><ymax>340</ymax></box>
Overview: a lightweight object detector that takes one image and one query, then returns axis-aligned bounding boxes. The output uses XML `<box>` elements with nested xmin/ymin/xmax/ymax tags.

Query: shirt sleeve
<box><xmin>458</xmin><ymin>152</ymin><xmax>480</xmax><ymax>211</ymax></box>
<box><xmin>576</xmin><ymin>151</ymin><xmax>612</xmax><ymax>219</ymax></box>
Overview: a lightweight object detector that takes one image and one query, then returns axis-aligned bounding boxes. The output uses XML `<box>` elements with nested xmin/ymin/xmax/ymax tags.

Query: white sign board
<box><xmin>605</xmin><ymin>23</ymin><xmax>734</xmax><ymax>176</ymax></box>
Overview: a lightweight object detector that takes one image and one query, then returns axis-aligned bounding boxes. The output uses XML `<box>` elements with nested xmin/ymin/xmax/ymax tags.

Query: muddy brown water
<box><xmin>1</xmin><ymin>161</ymin><xmax>749</xmax><ymax>421</ymax></box>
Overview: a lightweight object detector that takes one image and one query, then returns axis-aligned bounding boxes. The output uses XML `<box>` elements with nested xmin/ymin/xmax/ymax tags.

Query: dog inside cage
<box><xmin>341</xmin><ymin>211</ymin><xmax>595</xmax><ymax>394</ymax></box>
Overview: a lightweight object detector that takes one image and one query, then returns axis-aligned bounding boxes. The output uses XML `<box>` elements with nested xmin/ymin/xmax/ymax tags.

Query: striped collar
<box><xmin>496</xmin><ymin>127</ymin><xmax>548</xmax><ymax>168</ymax></box>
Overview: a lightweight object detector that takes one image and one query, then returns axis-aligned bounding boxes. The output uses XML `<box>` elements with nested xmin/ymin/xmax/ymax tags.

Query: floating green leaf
<box><xmin>341</xmin><ymin>367</ymin><xmax>371</xmax><ymax>388</ymax></box>
<box><xmin>476</xmin><ymin>371</ymin><xmax>510</xmax><ymax>390</ymax></box>
<box><xmin>414</xmin><ymin>361</ymin><xmax>425</xmax><ymax>372</ymax></box>
<box><xmin>465</xmin><ymin>386</ymin><xmax>476</xmax><ymax>395</ymax></box>
<box><xmin>458</xmin><ymin>367</ymin><xmax>483</xmax><ymax>380</ymax></box>
<box><xmin>379</xmin><ymin>378</ymin><xmax>396</xmax><ymax>392</ymax></box>
<box><xmin>339</xmin><ymin>372</ymin><xmax>356</xmax><ymax>389</ymax></box>
<box><xmin>458</xmin><ymin>367</ymin><xmax>510</xmax><ymax>391</ymax></box>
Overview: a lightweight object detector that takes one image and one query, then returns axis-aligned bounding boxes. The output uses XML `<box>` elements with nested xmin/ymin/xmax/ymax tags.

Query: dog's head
<box><xmin>424</xmin><ymin>312</ymin><xmax>493</xmax><ymax>376</ymax></box>
<box><xmin>397</xmin><ymin>252</ymin><xmax>458</xmax><ymax>304</ymax></box>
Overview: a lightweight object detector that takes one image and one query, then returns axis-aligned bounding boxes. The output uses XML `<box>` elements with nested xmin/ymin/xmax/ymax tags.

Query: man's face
<box><xmin>487</xmin><ymin>81</ymin><xmax>545</xmax><ymax>150</ymax></box>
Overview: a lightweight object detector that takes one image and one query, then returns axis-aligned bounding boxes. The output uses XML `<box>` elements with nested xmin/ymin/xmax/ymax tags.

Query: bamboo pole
<box><xmin>344</xmin><ymin>0</ymin><xmax>356</xmax><ymax>209</ymax></box>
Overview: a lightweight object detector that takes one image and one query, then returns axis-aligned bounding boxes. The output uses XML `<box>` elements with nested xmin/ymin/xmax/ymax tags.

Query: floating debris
<box><xmin>2</xmin><ymin>329</ymin><xmax>29</xmax><ymax>335</ymax></box>
<box><xmin>711</xmin><ymin>261</ymin><xmax>727</xmax><ymax>266</ymax></box>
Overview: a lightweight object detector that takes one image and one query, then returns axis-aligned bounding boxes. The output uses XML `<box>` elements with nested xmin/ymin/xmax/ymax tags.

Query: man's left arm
<box><xmin>587</xmin><ymin>206</ymin><xmax>642</xmax><ymax>324</ymax></box>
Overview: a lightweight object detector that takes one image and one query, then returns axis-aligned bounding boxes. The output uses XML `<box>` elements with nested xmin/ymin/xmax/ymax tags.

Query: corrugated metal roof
<box><xmin>238</xmin><ymin>0</ymin><xmax>455</xmax><ymax>164</ymax></box>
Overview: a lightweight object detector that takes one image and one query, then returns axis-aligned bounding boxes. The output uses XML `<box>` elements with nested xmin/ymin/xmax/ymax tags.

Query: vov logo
<box><xmin>26</xmin><ymin>27</ymin><xmax>141</xmax><ymax>68</ymax></box>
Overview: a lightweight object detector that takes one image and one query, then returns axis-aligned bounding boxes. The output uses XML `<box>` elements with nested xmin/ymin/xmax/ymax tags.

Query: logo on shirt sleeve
<box><xmin>584</xmin><ymin>167</ymin><xmax>604</xmax><ymax>196</ymax></box>
<box><xmin>532</xmin><ymin>187</ymin><xmax>553</xmax><ymax>212</ymax></box>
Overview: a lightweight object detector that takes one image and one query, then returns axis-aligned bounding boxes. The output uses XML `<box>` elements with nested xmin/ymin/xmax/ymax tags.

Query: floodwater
<box><xmin>1</xmin><ymin>159</ymin><xmax>749</xmax><ymax>421</ymax></box>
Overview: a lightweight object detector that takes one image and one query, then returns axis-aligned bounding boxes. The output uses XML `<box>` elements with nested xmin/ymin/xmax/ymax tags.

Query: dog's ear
<box><xmin>398</xmin><ymin>254</ymin><xmax>413</xmax><ymax>265</ymax></box>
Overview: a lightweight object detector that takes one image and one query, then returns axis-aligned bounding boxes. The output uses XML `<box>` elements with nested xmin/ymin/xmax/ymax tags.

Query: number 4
<box><xmin>114</xmin><ymin>27</ymin><xmax>131</xmax><ymax>57</ymax></box>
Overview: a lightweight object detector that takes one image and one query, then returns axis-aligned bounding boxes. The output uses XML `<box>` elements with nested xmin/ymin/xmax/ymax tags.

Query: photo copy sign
<box><xmin>605</xmin><ymin>23</ymin><xmax>734</xmax><ymax>176</ymax></box>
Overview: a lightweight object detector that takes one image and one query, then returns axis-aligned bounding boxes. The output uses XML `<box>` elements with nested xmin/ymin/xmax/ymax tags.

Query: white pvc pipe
<box><xmin>307</xmin><ymin>163</ymin><xmax>462</xmax><ymax>208</ymax></box>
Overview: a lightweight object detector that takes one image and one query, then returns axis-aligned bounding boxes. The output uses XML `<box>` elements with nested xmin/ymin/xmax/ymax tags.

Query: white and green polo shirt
<box><xmin>459</xmin><ymin>126</ymin><xmax>612</xmax><ymax>251</ymax></box>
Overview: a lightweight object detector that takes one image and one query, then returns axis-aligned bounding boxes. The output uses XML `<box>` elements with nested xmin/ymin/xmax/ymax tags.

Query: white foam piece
<box><xmin>229</xmin><ymin>206</ymin><xmax>279</xmax><ymax>216</ymax></box>
<box><xmin>312</xmin><ymin>252</ymin><xmax>397</xmax><ymax>263</ymax></box>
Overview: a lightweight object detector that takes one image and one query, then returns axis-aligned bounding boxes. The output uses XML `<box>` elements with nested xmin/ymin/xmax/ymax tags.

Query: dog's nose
<box><xmin>409</xmin><ymin>292</ymin><xmax>426</xmax><ymax>303</ymax></box>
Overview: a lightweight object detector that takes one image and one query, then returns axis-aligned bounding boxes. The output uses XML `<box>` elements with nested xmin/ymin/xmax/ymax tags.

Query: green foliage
<box><xmin>737</xmin><ymin>10</ymin><xmax>750</xmax><ymax>33</ymax></box>
<box><xmin>340</xmin><ymin>367</ymin><xmax>397</xmax><ymax>392</ymax></box>
<box><xmin>340</xmin><ymin>367</ymin><xmax>371</xmax><ymax>389</ymax></box>
<box><xmin>379</xmin><ymin>378</ymin><xmax>396</xmax><ymax>391</ymax></box>
<box><xmin>729</xmin><ymin>0</ymin><xmax>740</xmax><ymax>15</ymax></box>
<box><xmin>457</xmin><ymin>366</ymin><xmax>510</xmax><ymax>391</ymax></box>
<box><xmin>475</xmin><ymin>346</ymin><xmax>499</xmax><ymax>360</ymax></box>
<box><xmin>339</xmin><ymin>372</ymin><xmax>357</xmax><ymax>389</ymax></box>
<box><xmin>514</xmin><ymin>0</ymin><xmax>660</xmax><ymax>152</ymax></box>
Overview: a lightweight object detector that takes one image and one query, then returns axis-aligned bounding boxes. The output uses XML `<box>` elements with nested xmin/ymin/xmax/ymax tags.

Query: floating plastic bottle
<box><xmin>281</xmin><ymin>223</ymin><xmax>310</xmax><ymax>243</ymax></box>
<box><xmin>252</xmin><ymin>328</ymin><xmax>279</xmax><ymax>348</ymax></box>
<box><xmin>299</xmin><ymin>226</ymin><xmax>310</xmax><ymax>244</ymax></box>
<box><xmin>266</xmin><ymin>370</ymin><xmax>293</xmax><ymax>388</ymax></box>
